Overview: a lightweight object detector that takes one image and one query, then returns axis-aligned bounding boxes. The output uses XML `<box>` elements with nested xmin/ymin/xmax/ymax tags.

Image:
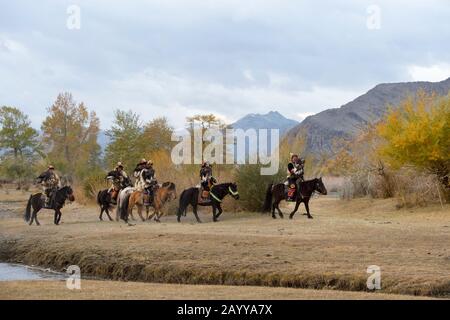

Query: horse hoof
<box><xmin>289</xmin><ymin>215</ymin><xmax>293</xmax><ymax>219</ymax></box>
<box><xmin>272</xmin><ymin>215</ymin><xmax>277</xmax><ymax>219</ymax></box>
<box><xmin>308</xmin><ymin>216</ymin><xmax>313</xmax><ymax>219</ymax></box>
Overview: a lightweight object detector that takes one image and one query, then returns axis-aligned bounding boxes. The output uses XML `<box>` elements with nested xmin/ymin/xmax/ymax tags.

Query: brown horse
<box><xmin>127</xmin><ymin>182</ymin><xmax>176</xmax><ymax>222</ymax></box>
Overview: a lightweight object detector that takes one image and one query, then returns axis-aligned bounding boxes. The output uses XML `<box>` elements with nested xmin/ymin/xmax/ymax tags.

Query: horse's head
<box><xmin>63</xmin><ymin>186</ymin><xmax>75</xmax><ymax>202</ymax></box>
<box><xmin>314</xmin><ymin>177</ymin><xmax>327</xmax><ymax>195</ymax></box>
<box><xmin>228</xmin><ymin>182</ymin><xmax>240</xmax><ymax>200</ymax></box>
<box><xmin>166</xmin><ymin>182</ymin><xmax>177</xmax><ymax>201</ymax></box>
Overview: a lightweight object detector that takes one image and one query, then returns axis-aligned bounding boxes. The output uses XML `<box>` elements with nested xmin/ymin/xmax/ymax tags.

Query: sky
<box><xmin>1</xmin><ymin>0</ymin><xmax>450</xmax><ymax>130</ymax></box>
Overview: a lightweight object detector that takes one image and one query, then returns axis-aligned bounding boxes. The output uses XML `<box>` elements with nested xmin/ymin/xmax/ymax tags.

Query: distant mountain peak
<box><xmin>231</xmin><ymin>111</ymin><xmax>299</xmax><ymax>136</ymax></box>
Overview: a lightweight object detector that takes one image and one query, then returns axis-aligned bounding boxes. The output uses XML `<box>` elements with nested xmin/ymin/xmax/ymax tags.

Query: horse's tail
<box><xmin>120</xmin><ymin>192</ymin><xmax>131</xmax><ymax>221</ymax></box>
<box><xmin>262</xmin><ymin>183</ymin><xmax>273</xmax><ymax>212</ymax></box>
<box><xmin>177</xmin><ymin>190</ymin><xmax>187</xmax><ymax>217</ymax></box>
<box><xmin>24</xmin><ymin>195</ymin><xmax>33</xmax><ymax>222</ymax></box>
<box><xmin>97</xmin><ymin>190</ymin><xmax>102</xmax><ymax>205</ymax></box>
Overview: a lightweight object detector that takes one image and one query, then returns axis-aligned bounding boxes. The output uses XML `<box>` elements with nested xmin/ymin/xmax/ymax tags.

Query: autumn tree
<box><xmin>104</xmin><ymin>110</ymin><xmax>143</xmax><ymax>171</ymax></box>
<box><xmin>377</xmin><ymin>91</ymin><xmax>450</xmax><ymax>186</ymax></box>
<box><xmin>141</xmin><ymin>117</ymin><xmax>174</xmax><ymax>155</ymax></box>
<box><xmin>186</xmin><ymin>114</ymin><xmax>226</xmax><ymax>164</ymax></box>
<box><xmin>0</xmin><ymin>106</ymin><xmax>41</xmax><ymax>188</ymax></box>
<box><xmin>41</xmin><ymin>93</ymin><xmax>100</xmax><ymax>179</ymax></box>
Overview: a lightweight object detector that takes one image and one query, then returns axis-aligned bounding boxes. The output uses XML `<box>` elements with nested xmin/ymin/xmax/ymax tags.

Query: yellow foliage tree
<box><xmin>376</xmin><ymin>91</ymin><xmax>450</xmax><ymax>183</ymax></box>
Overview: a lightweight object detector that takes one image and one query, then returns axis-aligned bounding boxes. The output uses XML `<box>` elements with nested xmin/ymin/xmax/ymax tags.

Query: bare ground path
<box><xmin>0</xmin><ymin>189</ymin><xmax>449</xmax><ymax>298</ymax></box>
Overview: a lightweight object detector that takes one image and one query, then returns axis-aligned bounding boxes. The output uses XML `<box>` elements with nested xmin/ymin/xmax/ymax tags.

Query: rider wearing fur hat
<box><xmin>107</xmin><ymin>162</ymin><xmax>129</xmax><ymax>204</ymax></box>
<box><xmin>133</xmin><ymin>158</ymin><xmax>148</xmax><ymax>190</ymax></box>
<box><xmin>36</xmin><ymin>165</ymin><xmax>61</xmax><ymax>207</ymax></box>
<box><xmin>285</xmin><ymin>154</ymin><xmax>305</xmax><ymax>201</ymax></box>
<box><xmin>199</xmin><ymin>161</ymin><xmax>215</xmax><ymax>201</ymax></box>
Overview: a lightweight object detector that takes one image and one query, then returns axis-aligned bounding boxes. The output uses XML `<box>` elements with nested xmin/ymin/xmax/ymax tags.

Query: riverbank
<box><xmin>1</xmin><ymin>189</ymin><xmax>449</xmax><ymax>298</ymax></box>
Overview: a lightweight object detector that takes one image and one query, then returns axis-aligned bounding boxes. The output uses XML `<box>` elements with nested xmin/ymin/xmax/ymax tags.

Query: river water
<box><xmin>0</xmin><ymin>263</ymin><xmax>66</xmax><ymax>281</ymax></box>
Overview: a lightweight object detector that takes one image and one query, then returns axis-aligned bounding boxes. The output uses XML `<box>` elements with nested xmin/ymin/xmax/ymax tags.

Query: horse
<box><xmin>24</xmin><ymin>186</ymin><xmax>75</xmax><ymax>226</ymax></box>
<box><xmin>127</xmin><ymin>182</ymin><xmax>177</xmax><ymax>222</ymax></box>
<box><xmin>262</xmin><ymin>177</ymin><xmax>327</xmax><ymax>219</ymax></box>
<box><xmin>116</xmin><ymin>186</ymin><xmax>135</xmax><ymax>222</ymax></box>
<box><xmin>97</xmin><ymin>171</ymin><xmax>132</xmax><ymax>221</ymax></box>
<box><xmin>177</xmin><ymin>182</ymin><xmax>239</xmax><ymax>223</ymax></box>
<box><xmin>97</xmin><ymin>189</ymin><xmax>114</xmax><ymax>221</ymax></box>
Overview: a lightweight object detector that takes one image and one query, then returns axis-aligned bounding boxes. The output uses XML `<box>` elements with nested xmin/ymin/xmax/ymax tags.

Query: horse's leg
<box><xmin>137</xmin><ymin>204</ymin><xmax>145</xmax><ymax>222</ymax></box>
<box><xmin>214</xmin><ymin>203</ymin><xmax>223</xmax><ymax>221</ymax></box>
<box><xmin>192</xmin><ymin>204</ymin><xmax>201</xmax><ymax>223</ymax></box>
<box><xmin>54</xmin><ymin>209</ymin><xmax>62</xmax><ymax>225</ymax></box>
<box><xmin>33</xmin><ymin>209</ymin><xmax>41</xmax><ymax>226</ymax></box>
<box><xmin>57</xmin><ymin>210</ymin><xmax>62</xmax><ymax>224</ymax></box>
<box><xmin>29</xmin><ymin>209</ymin><xmax>36</xmax><ymax>225</ymax></box>
<box><xmin>272</xmin><ymin>200</ymin><xmax>280</xmax><ymax>219</ymax></box>
<box><xmin>128</xmin><ymin>202</ymin><xmax>136</xmax><ymax>221</ymax></box>
<box><xmin>147</xmin><ymin>208</ymin><xmax>157</xmax><ymax>221</ymax></box>
<box><xmin>105</xmin><ymin>207</ymin><xmax>113</xmax><ymax>221</ymax></box>
<box><xmin>304</xmin><ymin>199</ymin><xmax>313</xmax><ymax>219</ymax></box>
<box><xmin>271</xmin><ymin>203</ymin><xmax>276</xmax><ymax>219</ymax></box>
<box><xmin>154</xmin><ymin>209</ymin><xmax>161</xmax><ymax>222</ymax></box>
<box><xmin>276</xmin><ymin>204</ymin><xmax>284</xmax><ymax>219</ymax></box>
<box><xmin>145</xmin><ymin>206</ymin><xmax>150</xmax><ymax>220</ymax></box>
<box><xmin>212</xmin><ymin>203</ymin><xmax>217</xmax><ymax>222</ymax></box>
<box><xmin>99</xmin><ymin>206</ymin><xmax>104</xmax><ymax>221</ymax></box>
<box><xmin>177</xmin><ymin>204</ymin><xmax>184</xmax><ymax>222</ymax></box>
<box><xmin>289</xmin><ymin>200</ymin><xmax>301</xmax><ymax>219</ymax></box>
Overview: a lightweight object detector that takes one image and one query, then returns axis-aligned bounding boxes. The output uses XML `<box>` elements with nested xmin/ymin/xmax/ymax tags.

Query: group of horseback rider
<box><xmin>105</xmin><ymin>159</ymin><xmax>157</xmax><ymax>205</ymax></box>
<box><xmin>35</xmin><ymin>152</ymin><xmax>304</xmax><ymax>208</ymax></box>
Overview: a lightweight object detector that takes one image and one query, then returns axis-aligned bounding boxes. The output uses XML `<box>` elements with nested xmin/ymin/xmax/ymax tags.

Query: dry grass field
<box><xmin>0</xmin><ymin>280</ymin><xmax>433</xmax><ymax>300</ymax></box>
<box><xmin>1</xmin><ymin>188</ymin><xmax>449</xmax><ymax>299</ymax></box>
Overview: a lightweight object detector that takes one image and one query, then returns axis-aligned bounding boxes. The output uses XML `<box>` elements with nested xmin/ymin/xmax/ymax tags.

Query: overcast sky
<box><xmin>1</xmin><ymin>0</ymin><xmax>450</xmax><ymax>129</ymax></box>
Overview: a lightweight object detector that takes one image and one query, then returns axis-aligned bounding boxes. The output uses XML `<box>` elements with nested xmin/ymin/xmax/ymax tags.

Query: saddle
<box><xmin>198</xmin><ymin>187</ymin><xmax>211</xmax><ymax>204</ymax></box>
<box><xmin>43</xmin><ymin>188</ymin><xmax>57</xmax><ymax>208</ymax></box>
<box><xmin>286</xmin><ymin>183</ymin><xmax>297</xmax><ymax>202</ymax></box>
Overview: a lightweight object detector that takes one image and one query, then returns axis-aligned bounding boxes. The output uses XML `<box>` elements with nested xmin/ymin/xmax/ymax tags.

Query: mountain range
<box><xmin>95</xmin><ymin>78</ymin><xmax>450</xmax><ymax>156</ymax></box>
<box><xmin>285</xmin><ymin>77</ymin><xmax>450</xmax><ymax>155</ymax></box>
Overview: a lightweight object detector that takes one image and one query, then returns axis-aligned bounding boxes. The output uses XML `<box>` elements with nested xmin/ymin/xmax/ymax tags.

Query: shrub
<box><xmin>234</xmin><ymin>163</ymin><xmax>286</xmax><ymax>212</ymax></box>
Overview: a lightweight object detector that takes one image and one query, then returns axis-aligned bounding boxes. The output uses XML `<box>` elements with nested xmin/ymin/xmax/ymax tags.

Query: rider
<box><xmin>199</xmin><ymin>161</ymin><xmax>214</xmax><ymax>201</ymax></box>
<box><xmin>142</xmin><ymin>160</ymin><xmax>158</xmax><ymax>205</ymax></box>
<box><xmin>107</xmin><ymin>162</ymin><xmax>128</xmax><ymax>204</ymax></box>
<box><xmin>133</xmin><ymin>158</ymin><xmax>148</xmax><ymax>190</ymax></box>
<box><xmin>285</xmin><ymin>154</ymin><xmax>305</xmax><ymax>201</ymax></box>
<box><xmin>36</xmin><ymin>165</ymin><xmax>61</xmax><ymax>207</ymax></box>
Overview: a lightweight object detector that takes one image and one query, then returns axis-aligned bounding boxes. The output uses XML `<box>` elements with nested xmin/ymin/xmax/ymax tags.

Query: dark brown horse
<box><xmin>24</xmin><ymin>186</ymin><xmax>75</xmax><ymax>225</ymax></box>
<box><xmin>263</xmin><ymin>178</ymin><xmax>327</xmax><ymax>219</ymax></box>
<box><xmin>177</xmin><ymin>182</ymin><xmax>239</xmax><ymax>223</ymax></box>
